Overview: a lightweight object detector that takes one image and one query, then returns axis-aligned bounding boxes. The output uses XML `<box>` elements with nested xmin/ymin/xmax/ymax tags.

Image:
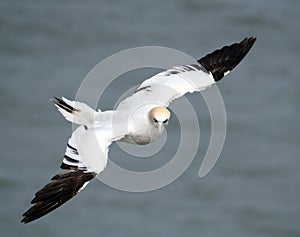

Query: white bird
<box><xmin>22</xmin><ymin>37</ymin><xmax>256</xmax><ymax>223</ymax></box>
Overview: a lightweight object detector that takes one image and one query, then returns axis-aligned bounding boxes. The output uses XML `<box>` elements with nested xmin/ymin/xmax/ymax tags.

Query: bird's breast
<box><xmin>117</xmin><ymin>104</ymin><xmax>163</xmax><ymax>145</ymax></box>
<box><xmin>120</xmin><ymin>134</ymin><xmax>152</xmax><ymax>145</ymax></box>
<box><xmin>120</xmin><ymin>122</ymin><xmax>162</xmax><ymax>145</ymax></box>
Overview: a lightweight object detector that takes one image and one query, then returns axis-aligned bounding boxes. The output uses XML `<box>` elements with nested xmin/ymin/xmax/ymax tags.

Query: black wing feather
<box><xmin>198</xmin><ymin>37</ymin><xmax>256</xmax><ymax>81</ymax></box>
<box><xmin>21</xmin><ymin>170</ymin><xmax>96</xmax><ymax>224</ymax></box>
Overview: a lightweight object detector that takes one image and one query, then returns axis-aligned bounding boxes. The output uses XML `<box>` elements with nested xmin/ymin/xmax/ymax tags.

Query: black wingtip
<box><xmin>198</xmin><ymin>37</ymin><xmax>257</xmax><ymax>81</ymax></box>
<box><xmin>21</xmin><ymin>170</ymin><xmax>96</xmax><ymax>224</ymax></box>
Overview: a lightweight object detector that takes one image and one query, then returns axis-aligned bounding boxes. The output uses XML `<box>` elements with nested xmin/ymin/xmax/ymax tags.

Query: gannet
<box><xmin>22</xmin><ymin>37</ymin><xmax>256</xmax><ymax>223</ymax></box>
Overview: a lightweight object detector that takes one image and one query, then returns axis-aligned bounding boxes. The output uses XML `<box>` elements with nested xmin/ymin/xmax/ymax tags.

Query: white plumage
<box><xmin>22</xmin><ymin>37</ymin><xmax>256</xmax><ymax>223</ymax></box>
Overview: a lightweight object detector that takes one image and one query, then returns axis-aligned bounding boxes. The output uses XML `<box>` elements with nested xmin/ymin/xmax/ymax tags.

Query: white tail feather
<box><xmin>52</xmin><ymin>97</ymin><xmax>96</xmax><ymax>125</ymax></box>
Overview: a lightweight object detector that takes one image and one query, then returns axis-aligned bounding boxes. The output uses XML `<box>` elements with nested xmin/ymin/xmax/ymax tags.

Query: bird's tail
<box><xmin>21</xmin><ymin>170</ymin><xmax>96</xmax><ymax>224</ymax></box>
<box><xmin>198</xmin><ymin>37</ymin><xmax>256</xmax><ymax>82</ymax></box>
<box><xmin>51</xmin><ymin>97</ymin><xmax>97</xmax><ymax>125</ymax></box>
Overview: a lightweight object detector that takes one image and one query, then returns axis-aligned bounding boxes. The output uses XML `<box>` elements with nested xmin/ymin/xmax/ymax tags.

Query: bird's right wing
<box><xmin>22</xmin><ymin>100</ymin><xmax>120</xmax><ymax>224</ymax></box>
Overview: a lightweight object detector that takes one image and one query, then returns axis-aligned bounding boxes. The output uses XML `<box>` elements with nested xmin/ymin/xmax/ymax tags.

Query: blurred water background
<box><xmin>0</xmin><ymin>0</ymin><xmax>299</xmax><ymax>236</ymax></box>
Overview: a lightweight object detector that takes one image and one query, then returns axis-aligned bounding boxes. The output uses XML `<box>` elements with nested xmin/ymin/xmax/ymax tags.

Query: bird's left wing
<box><xmin>22</xmin><ymin>100</ymin><xmax>119</xmax><ymax>223</ymax></box>
<box><xmin>117</xmin><ymin>37</ymin><xmax>256</xmax><ymax>110</ymax></box>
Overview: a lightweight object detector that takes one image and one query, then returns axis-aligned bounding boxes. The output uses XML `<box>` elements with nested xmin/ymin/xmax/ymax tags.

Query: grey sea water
<box><xmin>0</xmin><ymin>0</ymin><xmax>299</xmax><ymax>236</ymax></box>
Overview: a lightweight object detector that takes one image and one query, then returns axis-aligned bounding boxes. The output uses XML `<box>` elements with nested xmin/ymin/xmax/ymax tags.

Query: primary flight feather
<box><xmin>22</xmin><ymin>37</ymin><xmax>256</xmax><ymax>223</ymax></box>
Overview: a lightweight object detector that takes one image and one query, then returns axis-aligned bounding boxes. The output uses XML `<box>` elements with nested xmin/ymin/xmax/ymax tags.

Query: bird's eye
<box><xmin>153</xmin><ymin>118</ymin><xmax>158</xmax><ymax>123</ymax></box>
<box><xmin>163</xmin><ymin>119</ymin><xmax>168</xmax><ymax>123</ymax></box>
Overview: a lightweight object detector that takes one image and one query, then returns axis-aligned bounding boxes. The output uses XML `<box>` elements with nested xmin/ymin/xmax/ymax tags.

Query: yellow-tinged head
<box><xmin>149</xmin><ymin>107</ymin><xmax>171</xmax><ymax>132</ymax></box>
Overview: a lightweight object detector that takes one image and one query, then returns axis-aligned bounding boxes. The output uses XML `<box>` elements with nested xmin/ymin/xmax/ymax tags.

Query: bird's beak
<box><xmin>158</xmin><ymin>123</ymin><xmax>164</xmax><ymax>134</ymax></box>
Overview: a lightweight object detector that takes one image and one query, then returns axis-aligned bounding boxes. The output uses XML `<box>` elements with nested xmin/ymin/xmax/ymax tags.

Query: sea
<box><xmin>0</xmin><ymin>0</ymin><xmax>299</xmax><ymax>236</ymax></box>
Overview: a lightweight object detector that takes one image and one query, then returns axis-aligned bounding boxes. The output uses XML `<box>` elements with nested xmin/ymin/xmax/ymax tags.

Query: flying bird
<box><xmin>22</xmin><ymin>37</ymin><xmax>256</xmax><ymax>223</ymax></box>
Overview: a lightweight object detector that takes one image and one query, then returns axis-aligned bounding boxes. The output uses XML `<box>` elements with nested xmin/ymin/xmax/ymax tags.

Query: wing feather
<box><xmin>117</xmin><ymin>37</ymin><xmax>256</xmax><ymax>110</ymax></box>
<box><xmin>22</xmin><ymin>124</ymin><xmax>117</xmax><ymax>223</ymax></box>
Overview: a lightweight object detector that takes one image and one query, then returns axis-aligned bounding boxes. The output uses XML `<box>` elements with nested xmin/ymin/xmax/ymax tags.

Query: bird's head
<box><xmin>149</xmin><ymin>106</ymin><xmax>171</xmax><ymax>133</ymax></box>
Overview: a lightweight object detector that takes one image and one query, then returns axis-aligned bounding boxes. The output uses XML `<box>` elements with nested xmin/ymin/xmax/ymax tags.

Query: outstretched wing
<box><xmin>22</xmin><ymin>102</ymin><xmax>117</xmax><ymax>224</ymax></box>
<box><xmin>21</xmin><ymin>169</ymin><xmax>96</xmax><ymax>224</ymax></box>
<box><xmin>117</xmin><ymin>37</ymin><xmax>256</xmax><ymax>110</ymax></box>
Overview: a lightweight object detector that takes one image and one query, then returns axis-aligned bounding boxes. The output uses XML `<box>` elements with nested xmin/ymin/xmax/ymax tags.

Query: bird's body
<box><xmin>22</xmin><ymin>37</ymin><xmax>256</xmax><ymax>223</ymax></box>
<box><xmin>119</xmin><ymin>104</ymin><xmax>170</xmax><ymax>144</ymax></box>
